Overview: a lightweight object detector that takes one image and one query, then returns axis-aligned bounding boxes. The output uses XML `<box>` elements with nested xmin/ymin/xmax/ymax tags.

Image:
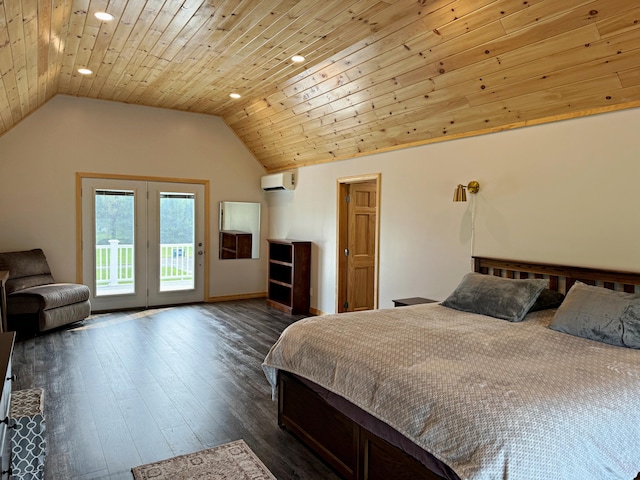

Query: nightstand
<box><xmin>392</xmin><ymin>297</ymin><xmax>437</xmax><ymax>307</ymax></box>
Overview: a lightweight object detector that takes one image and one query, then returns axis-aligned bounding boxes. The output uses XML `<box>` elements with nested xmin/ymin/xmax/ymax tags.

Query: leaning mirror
<box><xmin>219</xmin><ymin>201</ymin><xmax>261</xmax><ymax>259</ymax></box>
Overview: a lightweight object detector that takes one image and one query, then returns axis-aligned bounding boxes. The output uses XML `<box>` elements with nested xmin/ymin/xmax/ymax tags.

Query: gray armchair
<box><xmin>0</xmin><ymin>249</ymin><xmax>90</xmax><ymax>334</ymax></box>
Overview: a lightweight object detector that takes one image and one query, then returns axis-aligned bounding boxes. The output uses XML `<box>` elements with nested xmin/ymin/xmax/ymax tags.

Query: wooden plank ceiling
<box><xmin>0</xmin><ymin>0</ymin><xmax>639</xmax><ymax>172</ymax></box>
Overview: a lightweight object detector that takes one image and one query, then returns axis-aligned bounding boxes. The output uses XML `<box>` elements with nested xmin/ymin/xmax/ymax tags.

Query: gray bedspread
<box><xmin>262</xmin><ymin>303</ymin><xmax>640</xmax><ymax>480</ymax></box>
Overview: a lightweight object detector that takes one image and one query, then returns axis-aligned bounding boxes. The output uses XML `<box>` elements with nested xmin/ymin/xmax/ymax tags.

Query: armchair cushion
<box><xmin>8</xmin><ymin>284</ymin><xmax>91</xmax><ymax>314</ymax></box>
<box><xmin>0</xmin><ymin>249</ymin><xmax>54</xmax><ymax>294</ymax></box>
<box><xmin>6</xmin><ymin>275</ymin><xmax>55</xmax><ymax>295</ymax></box>
<box><xmin>0</xmin><ymin>248</ymin><xmax>91</xmax><ymax>334</ymax></box>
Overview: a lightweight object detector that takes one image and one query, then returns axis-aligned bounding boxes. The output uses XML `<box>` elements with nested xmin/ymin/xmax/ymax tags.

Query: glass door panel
<box><xmin>159</xmin><ymin>192</ymin><xmax>195</xmax><ymax>292</ymax></box>
<box><xmin>94</xmin><ymin>189</ymin><xmax>136</xmax><ymax>296</ymax></box>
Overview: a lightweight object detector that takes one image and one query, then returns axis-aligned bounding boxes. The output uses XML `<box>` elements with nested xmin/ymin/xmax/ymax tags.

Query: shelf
<box><xmin>269</xmin><ymin>259</ymin><xmax>293</xmax><ymax>267</ymax></box>
<box><xmin>270</xmin><ymin>263</ymin><xmax>292</xmax><ymax>284</ymax></box>
<box><xmin>268</xmin><ymin>241</ymin><xmax>293</xmax><ymax>263</ymax></box>
<box><xmin>220</xmin><ymin>231</ymin><xmax>252</xmax><ymax>259</ymax></box>
<box><xmin>266</xmin><ymin>239</ymin><xmax>311</xmax><ymax>315</ymax></box>
<box><xmin>269</xmin><ymin>283</ymin><xmax>292</xmax><ymax>307</ymax></box>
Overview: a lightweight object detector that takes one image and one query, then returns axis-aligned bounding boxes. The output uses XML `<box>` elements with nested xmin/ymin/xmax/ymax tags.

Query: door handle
<box><xmin>198</xmin><ymin>251</ymin><xmax>204</xmax><ymax>255</ymax></box>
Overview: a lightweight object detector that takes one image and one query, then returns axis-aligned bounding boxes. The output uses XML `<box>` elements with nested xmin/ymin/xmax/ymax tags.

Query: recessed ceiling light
<box><xmin>77</xmin><ymin>68</ymin><xmax>93</xmax><ymax>75</ymax></box>
<box><xmin>291</xmin><ymin>55</ymin><xmax>305</xmax><ymax>63</ymax></box>
<box><xmin>229</xmin><ymin>93</ymin><xmax>241</xmax><ymax>99</ymax></box>
<box><xmin>94</xmin><ymin>12</ymin><xmax>114</xmax><ymax>21</ymax></box>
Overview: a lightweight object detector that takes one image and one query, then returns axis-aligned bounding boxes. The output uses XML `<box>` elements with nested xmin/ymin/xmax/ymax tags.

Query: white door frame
<box><xmin>77</xmin><ymin>173</ymin><xmax>209</xmax><ymax>311</ymax></box>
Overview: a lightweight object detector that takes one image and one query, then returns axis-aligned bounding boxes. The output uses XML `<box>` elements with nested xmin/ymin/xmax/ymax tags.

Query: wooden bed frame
<box><xmin>276</xmin><ymin>257</ymin><xmax>640</xmax><ymax>480</ymax></box>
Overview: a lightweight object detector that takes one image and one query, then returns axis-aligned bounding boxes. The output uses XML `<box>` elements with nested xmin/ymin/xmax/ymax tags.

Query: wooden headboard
<box><xmin>473</xmin><ymin>257</ymin><xmax>640</xmax><ymax>295</ymax></box>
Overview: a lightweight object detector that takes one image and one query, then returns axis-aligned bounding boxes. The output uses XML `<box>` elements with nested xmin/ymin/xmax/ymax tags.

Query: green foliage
<box><xmin>95</xmin><ymin>192</ymin><xmax>134</xmax><ymax>245</ymax></box>
<box><xmin>94</xmin><ymin>191</ymin><xmax>194</xmax><ymax>245</ymax></box>
<box><xmin>160</xmin><ymin>196</ymin><xmax>194</xmax><ymax>244</ymax></box>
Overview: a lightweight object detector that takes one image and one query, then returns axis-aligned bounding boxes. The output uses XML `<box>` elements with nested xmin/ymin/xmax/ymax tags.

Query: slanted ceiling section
<box><xmin>0</xmin><ymin>0</ymin><xmax>639</xmax><ymax>172</ymax></box>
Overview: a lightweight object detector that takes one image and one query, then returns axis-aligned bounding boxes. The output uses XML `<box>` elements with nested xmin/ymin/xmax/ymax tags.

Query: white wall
<box><xmin>3</xmin><ymin>96</ymin><xmax>637</xmax><ymax>311</ymax></box>
<box><xmin>0</xmin><ymin>95</ymin><xmax>268</xmax><ymax>299</ymax></box>
<box><xmin>268</xmin><ymin>107</ymin><xmax>640</xmax><ymax>314</ymax></box>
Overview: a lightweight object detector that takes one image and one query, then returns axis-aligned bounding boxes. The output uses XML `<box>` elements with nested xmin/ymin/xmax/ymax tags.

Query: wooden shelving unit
<box><xmin>267</xmin><ymin>239</ymin><xmax>311</xmax><ymax>315</ymax></box>
<box><xmin>219</xmin><ymin>231</ymin><xmax>252</xmax><ymax>259</ymax></box>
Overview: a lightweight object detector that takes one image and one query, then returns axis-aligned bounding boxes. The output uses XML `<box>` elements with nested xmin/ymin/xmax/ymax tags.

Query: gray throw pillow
<box><xmin>441</xmin><ymin>272</ymin><xmax>548</xmax><ymax>322</ymax></box>
<box><xmin>549</xmin><ymin>282</ymin><xmax>640</xmax><ymax>349</ymax></box>
<box><xmin>528</xmin><ymin>288</ymin><xmax>565</xmax><ymax>312</ymax></box>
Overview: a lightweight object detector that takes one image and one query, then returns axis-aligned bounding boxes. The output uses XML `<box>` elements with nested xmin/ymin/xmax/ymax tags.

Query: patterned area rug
<box><xmin>131</xmin><ymin>439</ymin><xmax>276</xmax><ymax>480</ymax></box>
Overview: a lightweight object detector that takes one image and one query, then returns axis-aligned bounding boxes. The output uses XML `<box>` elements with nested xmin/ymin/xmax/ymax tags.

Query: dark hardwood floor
<box><xmin>11</xmin><ymin>299</ymin><xmax>342</xmax><ymax>480</ymax></box>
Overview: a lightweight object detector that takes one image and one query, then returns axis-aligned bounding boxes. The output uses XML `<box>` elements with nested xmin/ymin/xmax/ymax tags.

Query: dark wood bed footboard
<box><xmin>278</xmin><ymin>371</ymin><xmax>446</xmax><ymax>480</ymax></box>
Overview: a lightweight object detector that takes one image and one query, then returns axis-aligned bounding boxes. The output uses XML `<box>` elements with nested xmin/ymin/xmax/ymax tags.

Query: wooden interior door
<box><xmin>337</xmin><ymin>176</ymin><xmax>379</xmax><ymax>313</ymax></box>
<box><xmin>346</xmin><ymin>181</ymin><xmax>377</xmax><ymax>312</ymax></box>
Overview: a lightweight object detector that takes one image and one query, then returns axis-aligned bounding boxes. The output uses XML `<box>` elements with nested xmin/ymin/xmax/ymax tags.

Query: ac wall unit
<box><xmin>261</xmin><ymin>172</ymin><xmax>295</xmax><ymax>191</ymax></box>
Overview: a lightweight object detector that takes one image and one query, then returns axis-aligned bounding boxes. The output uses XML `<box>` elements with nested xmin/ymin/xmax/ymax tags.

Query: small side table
<box><xmin>392</xmin><ymin>297</ymin><xmax>437</xmax><ymax>307</ymax></box>
<box><xmin>0</xmin><ymin>271</ymin><xmax>8</xmax><ymax>333</ymax></box>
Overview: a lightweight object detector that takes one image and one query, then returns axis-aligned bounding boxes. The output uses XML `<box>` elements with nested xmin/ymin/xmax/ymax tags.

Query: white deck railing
<box><xmin>95</xmin><ymin>241</ymin><xmax>194</xmax><ymax>288</ymax></box>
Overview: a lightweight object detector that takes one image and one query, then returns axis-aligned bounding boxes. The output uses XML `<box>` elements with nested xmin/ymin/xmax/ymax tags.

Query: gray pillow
<box><xmin>441</xmin><ymin>272</ymin><xmax>548</xmax><ymax>322</ymax></box>
<box><xmin>529</xmin><ymin>288</ymin><xmax>565</xmax><ymax>312</ymax></box>
<box><xmin>549</xmin><ymin>282</ymin><xmax>640</xmax><ymax>349</ymax></box>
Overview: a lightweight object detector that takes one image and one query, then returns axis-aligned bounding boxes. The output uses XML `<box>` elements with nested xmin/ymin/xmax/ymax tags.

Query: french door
<box><xmin>81</xmin><ymin>178</ymin><xmax>206</xmax><ymax>311</ymax></box>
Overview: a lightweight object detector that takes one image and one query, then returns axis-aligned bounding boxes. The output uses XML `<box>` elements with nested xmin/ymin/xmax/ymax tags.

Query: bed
<box><xmin>262</xmin><ymin>257</ymin><xmax>640</xmax><ymax>480</ymax></box>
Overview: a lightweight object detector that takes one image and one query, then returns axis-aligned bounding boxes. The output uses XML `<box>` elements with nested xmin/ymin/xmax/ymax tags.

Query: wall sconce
<box><xmin>453</xmin><ymin>181</ymin><xmax>480</xmax><ymax>202</ymax></box>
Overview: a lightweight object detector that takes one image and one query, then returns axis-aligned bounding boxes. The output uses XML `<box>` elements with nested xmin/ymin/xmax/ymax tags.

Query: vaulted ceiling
<box><xmin>1</xmin><ymin>0</ymin><xmax>639</xmax><ymax>172</ymax></box>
